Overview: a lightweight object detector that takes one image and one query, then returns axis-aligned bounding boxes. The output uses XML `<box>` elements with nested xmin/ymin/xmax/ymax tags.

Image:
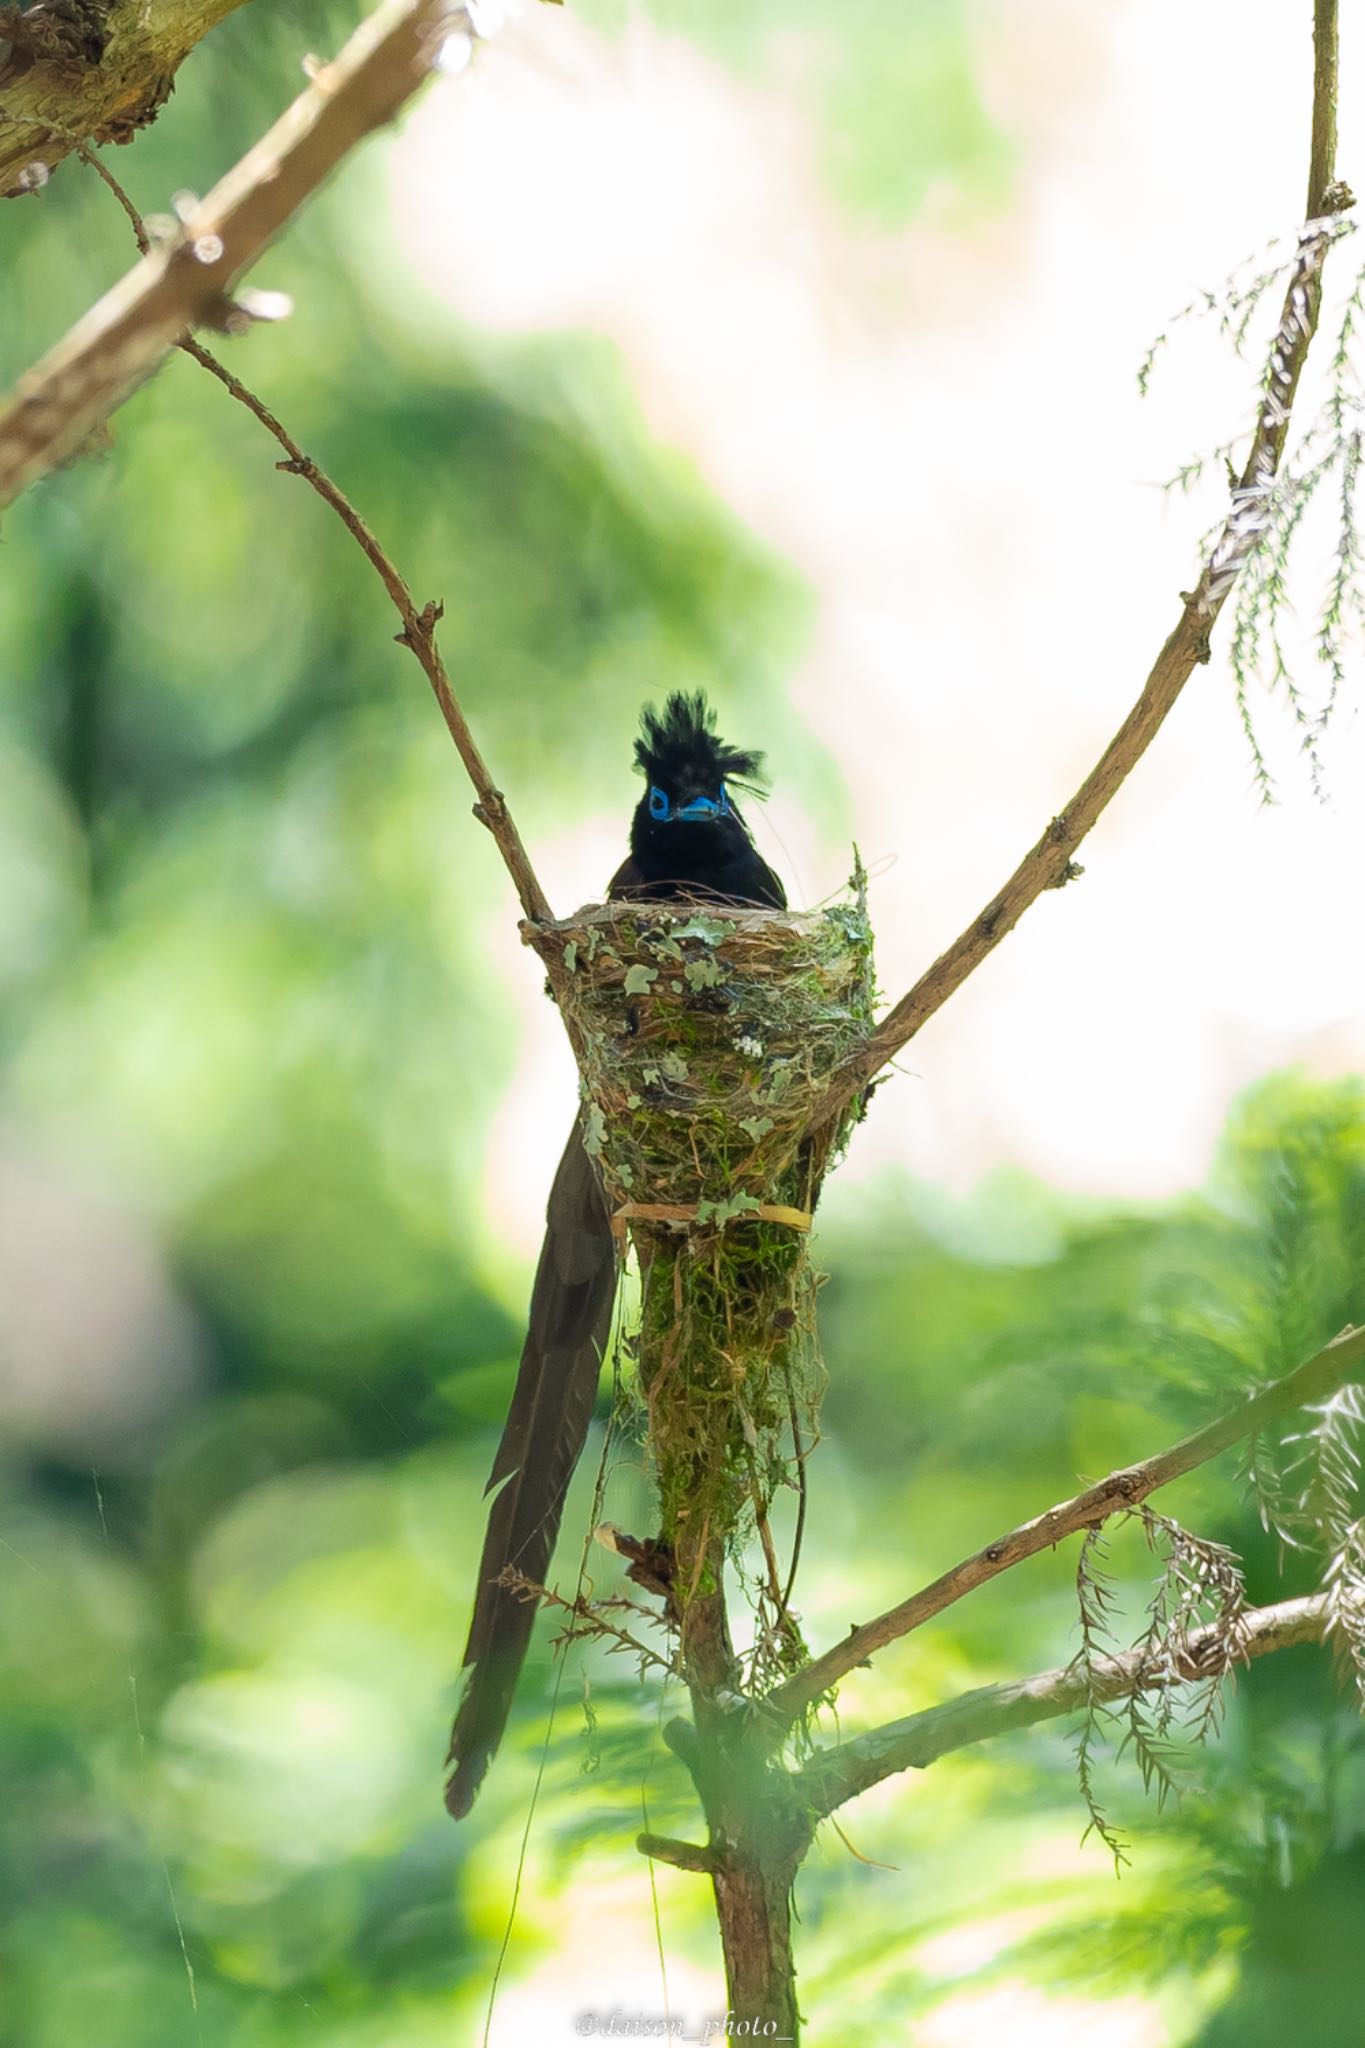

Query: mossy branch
<box><xmin>0</xmin><ymin>0</ymin><xmax>251</xmax><ymax>197</ymax></box>
<box><xmin>0</xmin><ymin>0</ymin><xmax>458</xmax><ymax>509</ymax></box>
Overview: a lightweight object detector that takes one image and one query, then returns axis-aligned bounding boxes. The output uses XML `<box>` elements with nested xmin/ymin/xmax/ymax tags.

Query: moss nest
<box><xmin>524</xmin><ymin>875</ymin><xmax>875</xmax><ymax>1605</ymax></box>
<box><xmin>526</xmin><ymin>880</ymin><xmax>875</xmax><ymax>1220</ymax></box>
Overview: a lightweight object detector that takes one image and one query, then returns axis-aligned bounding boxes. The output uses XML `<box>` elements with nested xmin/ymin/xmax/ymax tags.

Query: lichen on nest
<box><xmin>526</xmin><ymin>873</ymin><xmax>875</xmax><ymax>1218</ymax></box>
<box><xmin>523</xmin><ymin>867</ymin><xmax>876</xmax><ymax>1628</ymax></box>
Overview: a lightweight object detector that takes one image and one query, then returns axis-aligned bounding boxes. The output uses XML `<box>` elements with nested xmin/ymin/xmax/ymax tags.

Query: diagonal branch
<box><xmin>24</xmin><ymin>82</ymin><xmax>555</xmax><ymax>927</ymax></box>
<box><xmin>806</xmin><ymin>5</ymin><xmax>1351</xmax><ymax>1138</ymax></box>
<box><xmin>763</xmin><ymin>1323</ymin><xmax>1365</xmax><ymax>1736</ymax></box>
<box><xmin>178</xmin><ymin>334</ymin><xmax>553</xmax><ymax>924</ymax></box>
<box><xmin>0</xmin><ymin>0</ymin><xmax>459</xmax><ymax>508</ymax></box>
<box><xmin>796</xmin><ymin>1591</ymin><xmax>1331</xmax><ymax>1818</ymax></box>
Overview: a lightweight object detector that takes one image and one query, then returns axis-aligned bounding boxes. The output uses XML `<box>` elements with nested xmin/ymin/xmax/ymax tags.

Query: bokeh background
<box><xmin>2</xmin><ymin>1</ymin><xmax>1364</xmax><ymax>2042</ymax></box>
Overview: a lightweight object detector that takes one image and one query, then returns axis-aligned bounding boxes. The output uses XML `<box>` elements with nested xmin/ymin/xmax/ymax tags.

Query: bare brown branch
<box><xmin>178</xmin><ymin>336</ymin><xmax>554</xmax><ymax>923</ymax></box>
<box><xmin>75</xmin><ymin>137</ymin><xmax>150</xmax><ymax>250</ymax></box>
<box><xmin>0</xmin><ymin>0</ymin><xmax>250</xmax><ymax>197</ymax></box>
<box><xmin>796</xmin><ymin>1592</ymin><xmax>1331</xmax><ymax>1818</ymax></box>
<box><xmin>25</xmin><ymin>82</ymin><xmax>555</xmax><ymax>927</ymax></box>
<box><xmin>0</xmin><ymin>0</ymin><xmax>459</xmax><ymax>509</ymax></box>
<box><xmin>806</xmin><ymin>9</ymin><xmax>1351</xmax><ymax>1140</ymax></box>
<box><xmin>764</xmin><ymin>1323</ymin><xmax>1365</xmax><ymax>1735</ymax></box>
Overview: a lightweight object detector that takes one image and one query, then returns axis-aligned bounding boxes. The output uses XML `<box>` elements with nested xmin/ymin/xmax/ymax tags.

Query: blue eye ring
<box><xmin>648</xmin><ymin>783</ymin><xmax>732</xmax><ymax>822</ymax></box>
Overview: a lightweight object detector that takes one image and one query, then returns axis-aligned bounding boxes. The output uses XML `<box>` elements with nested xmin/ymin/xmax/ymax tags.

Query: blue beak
<box><xmin>647</xmin><ymin>783</ymin><xmax>732</xmax><ymax>824</ymax></box>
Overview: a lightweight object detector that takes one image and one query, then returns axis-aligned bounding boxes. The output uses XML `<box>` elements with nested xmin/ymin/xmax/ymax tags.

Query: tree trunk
<box><xmin>712</xmin><ymin>1854</ymin><xmax>802</xmax><ymax>2042</ymax></box>
<box><xmin>676</xmin><ymin>1549</ymin><xmax>810</xmax><ymax>2042</ymax></box>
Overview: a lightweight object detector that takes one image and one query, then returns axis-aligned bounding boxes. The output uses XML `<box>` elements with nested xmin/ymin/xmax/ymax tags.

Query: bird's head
<box><xmin>631</xmin><ymin>690</ymin><xmax>765</xmax><ymax>839</ymax></box>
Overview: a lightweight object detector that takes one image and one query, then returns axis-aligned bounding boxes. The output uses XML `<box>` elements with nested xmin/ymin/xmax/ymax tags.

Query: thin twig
<box><xmin>796</xmin><ymin>1591</ymin><xmax>1332</xmax><ymax>1818</ymax></box>
<box><xmin>74</xmin><ymin>142</ymin><xmax>151</xmax><ymax>254</ymax></box>
<box><xmin>180</xmin><ymin>336</ymin><xmax>553</xmax><ymax>921</ymax></box>
<box><xmin>496</xmin><ymin>1567</ymin><xmax>680</xmax><ymax>1677</ymax></box>
<box><xmin>73</xmin><ymin>145</ymin><xmax>554</xmax><ymax>925</ymax></box>
<box><xmin>763</xmin><ymin>1323</ymin><xmax>1365</xmax><ymax>1737</ymax></box>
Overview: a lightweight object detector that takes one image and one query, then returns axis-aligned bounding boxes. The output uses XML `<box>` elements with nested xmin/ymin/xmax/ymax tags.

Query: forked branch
<box><xmin>765</xmin><ymin>1323</ymin><xmax>1365</xmax><ymax>1733</ymax></box>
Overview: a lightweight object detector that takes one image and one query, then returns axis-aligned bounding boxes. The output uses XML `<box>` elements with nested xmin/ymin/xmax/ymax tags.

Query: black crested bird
<box><xmin>445</xmin><ymin>691</ymin><xmax>785</xmax><ymax>1819</ymax></box>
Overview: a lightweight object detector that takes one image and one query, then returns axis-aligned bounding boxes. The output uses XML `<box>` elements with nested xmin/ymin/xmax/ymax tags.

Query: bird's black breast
<box><xmin>610</xmin><ymin>824</ymin><xmax>785</xmax><ymax>911</ymax></box>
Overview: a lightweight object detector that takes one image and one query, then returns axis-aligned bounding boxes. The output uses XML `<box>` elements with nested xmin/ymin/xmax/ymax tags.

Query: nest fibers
<box><xmin>524</xmin><ymin>876</ymin><xmax>875</xmax><ymax>1632</ymax></box>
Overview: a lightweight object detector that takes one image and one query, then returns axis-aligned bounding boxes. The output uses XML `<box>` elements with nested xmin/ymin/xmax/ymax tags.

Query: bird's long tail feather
<box><xmin>445</xmin><ymin>1122</ymin><xmax>617</xmax><ymax>1819</ymax></box>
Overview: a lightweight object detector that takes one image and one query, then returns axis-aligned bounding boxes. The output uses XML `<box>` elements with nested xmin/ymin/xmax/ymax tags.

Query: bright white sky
<box><xmin>390</xmin><ymin>0</ymin><xmax>1365</xmax><ymax>1256</ymax></box>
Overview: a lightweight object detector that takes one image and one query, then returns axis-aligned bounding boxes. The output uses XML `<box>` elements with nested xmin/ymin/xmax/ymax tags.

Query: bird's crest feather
<box><xmin>634</xmin><ymin>691</ymin><xmax>764</xmax><ymax>789</ymax></box>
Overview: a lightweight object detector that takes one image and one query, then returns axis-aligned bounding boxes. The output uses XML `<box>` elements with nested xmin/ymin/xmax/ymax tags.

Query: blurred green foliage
<box><xmin>0</xmin><ymin>5</ymin><xmax>1361</xmax><ymax>2045</ymax></box>
<box><xmin>580</xmin><ymin>0</ymin><xmax>1009</xmax><ymax>223</ymax></box>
